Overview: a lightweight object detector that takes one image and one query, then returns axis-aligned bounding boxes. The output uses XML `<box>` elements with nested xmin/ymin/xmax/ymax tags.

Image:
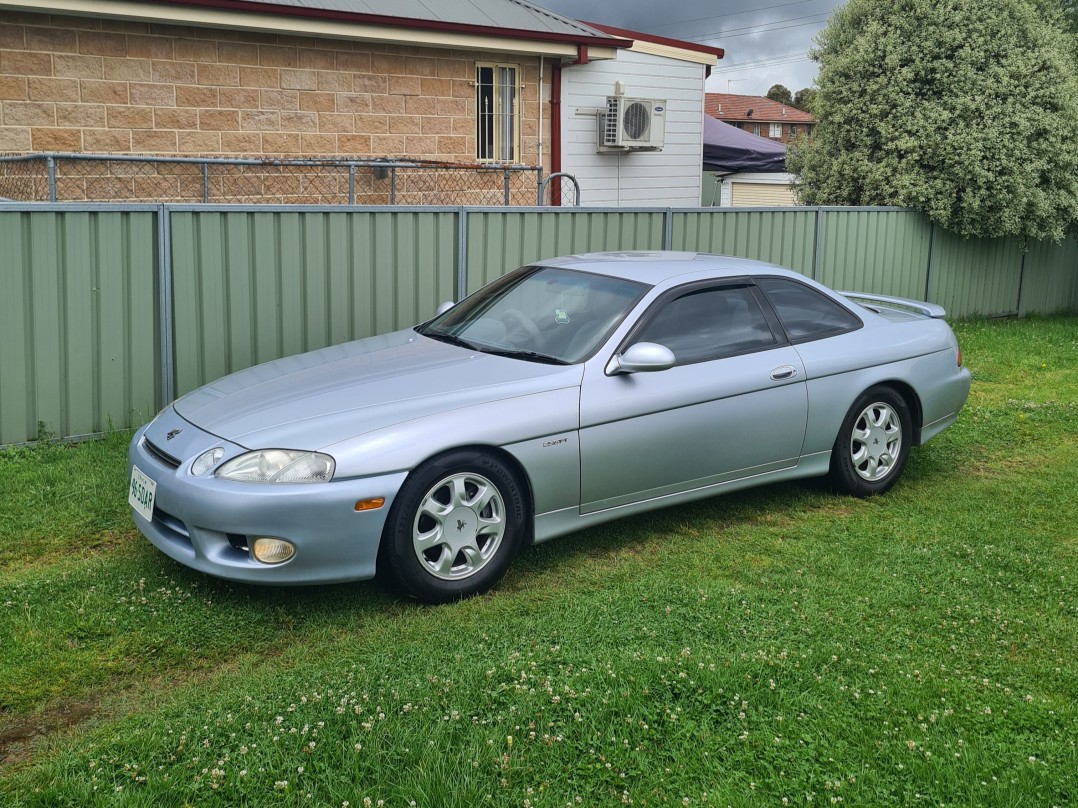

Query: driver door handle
<box><xmin>770</xmin><ymin>365</ymin><xmax>797</xmax><ymax>381</ymax></box>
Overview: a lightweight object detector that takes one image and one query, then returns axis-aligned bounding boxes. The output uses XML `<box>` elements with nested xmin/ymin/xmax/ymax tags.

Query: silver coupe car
<box><xmin>128</xmin><ymin>252</ymin><xmax>971</xmax><ymax>603</ymax></box>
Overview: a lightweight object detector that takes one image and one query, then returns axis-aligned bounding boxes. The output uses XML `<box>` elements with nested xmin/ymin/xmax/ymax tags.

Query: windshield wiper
<box><xmin>481</xmin><ymin>348</ymin><xmax>570</xmax><ymax>365</ymax></box>
<box><xmin>422</xmin><ymin>331</ymin><xmax>481</xmax><ymax>351</ymax></box>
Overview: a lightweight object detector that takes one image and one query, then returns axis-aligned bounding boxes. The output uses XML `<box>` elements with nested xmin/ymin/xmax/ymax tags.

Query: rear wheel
<box><xmin>829</xmin><ymin>387</ymin><xmax>912</xmax><ymax>497</ymax></box>
<box><xmin>383</xmin><ymin>450</ymin><xmax>526</xmax><ymax>603</ymax></box>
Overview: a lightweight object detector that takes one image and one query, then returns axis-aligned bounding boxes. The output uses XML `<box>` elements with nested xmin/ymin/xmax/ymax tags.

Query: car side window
<box><xmin>757</xmin><ymin>277</ymin><xmax>862</xmax><ymax>341</ymax></box>
<box><xmin>633</xmin><ymin>285</ymin><xmax>778</xmax><ymax>364</ymax></box>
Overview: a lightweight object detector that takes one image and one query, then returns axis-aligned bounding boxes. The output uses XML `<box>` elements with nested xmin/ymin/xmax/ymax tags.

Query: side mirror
<box><xmin>434</xmin><ymin>300</ymin><xmax>455</xmax><ymax>316</ymax></box>
<box><xmin>606</xmin><ymin>342</ymin><xmax>676</xmax><ymax>375</ymax></box>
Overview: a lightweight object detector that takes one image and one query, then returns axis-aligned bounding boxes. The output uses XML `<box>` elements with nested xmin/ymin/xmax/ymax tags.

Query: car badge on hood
<box><xmin>166</xmin><ymin>429</ymin><xmax>182</xmax><ymax>440</ymax></box>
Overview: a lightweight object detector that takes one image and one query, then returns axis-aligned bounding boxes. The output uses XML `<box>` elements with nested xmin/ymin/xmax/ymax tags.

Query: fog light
<box><xmin>252</xmin><ymin>537</ymin><xmax>295</xmax><ymax>564</ymax></box>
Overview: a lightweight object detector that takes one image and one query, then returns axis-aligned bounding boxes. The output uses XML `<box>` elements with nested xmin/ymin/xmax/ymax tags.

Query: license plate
<box><xmin>129</xmin><ymin>465</ymin><xmax>157</xmax><ymax>522</ymax></box>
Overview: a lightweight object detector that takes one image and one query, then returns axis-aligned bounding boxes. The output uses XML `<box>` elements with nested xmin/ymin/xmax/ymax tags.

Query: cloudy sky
<box><xmin>536</xmin><ymin>0</ymin><xmax>846</xmax><ymax>97</ymax></box>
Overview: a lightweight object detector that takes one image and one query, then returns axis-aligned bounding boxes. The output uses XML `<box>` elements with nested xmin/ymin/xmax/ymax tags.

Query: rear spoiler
<box><xmin>839</xmin><ymin>291</ymin><xmax>947</xmax><ymax>319</ymax></box>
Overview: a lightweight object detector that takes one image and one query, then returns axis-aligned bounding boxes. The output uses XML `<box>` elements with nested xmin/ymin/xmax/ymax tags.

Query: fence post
<box><xmin>46</xmin><ymin>155</ymin><xmax>56</xmax><ymax>202</ymax></box>
<box><xmin>924</xmin><ymin>220</ymin><xmax>936</xmax><ymax>302</ymax></box>
<box><xmin>456</xmin><ymin>208</ymin><xmax>469</xmax><ymax>301</ymax></box>
<box><xmin>503</xmin><ymin>170</ymin><xmax>510</xmax><ymax>206</ymax></box>
<box><xmin>812</xmin><ymin>207</ymin><xmax>822</xmax><ymax>280</ymax></box>
<box><xmin>536</xmin><ymin>168</ymin><xmax>544</xmax><ymax>206</ymax></box>
<box><xmin>663</xmin><ymin>208</ymin><xmax>673</xmax><ymax>250</ymax></box>
<box><xmin>1015</xmin><ymin>240</ymin><xmax>1028</xmax><ymax>316</ymax></box>
<box><xmin>157</xmin><ymin>205</ymin><xmax>175</xmax><ymax>406</ymax></box>
<box><xmin>348</xmin><ymin>165</ymin><xmax>356</xmax><ymax>205</ymax></box>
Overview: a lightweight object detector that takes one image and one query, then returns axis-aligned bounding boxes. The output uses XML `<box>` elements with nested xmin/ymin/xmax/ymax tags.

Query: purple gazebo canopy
<box><xmin>702</xmin><ymin>115</ymin><xmax>786</xmax><ymax>173</ymax></box>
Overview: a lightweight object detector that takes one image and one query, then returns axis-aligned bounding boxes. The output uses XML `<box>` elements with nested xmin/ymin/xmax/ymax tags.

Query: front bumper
<box><xmin>127</xmin><ymin>407</ymin><xmax>407</xmax><ymax>585</ymax></box>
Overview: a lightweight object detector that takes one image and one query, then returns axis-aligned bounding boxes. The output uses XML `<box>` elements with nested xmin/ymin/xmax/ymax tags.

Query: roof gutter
<box><xmin>549</xmin><ymin>45</ymin><xmax>590</xmax><ymax>206</ymax></box>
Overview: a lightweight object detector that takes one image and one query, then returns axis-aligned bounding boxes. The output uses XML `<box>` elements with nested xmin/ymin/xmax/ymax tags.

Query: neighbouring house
<box><xmin>0</xmin><ymin>0</ymin><xmax>722</xmax><ymax>206</ymax></box>
<box><xmin>704</xmin><ymin>92</ymin><xmax>814</xmax><ymax>145</ymax></box>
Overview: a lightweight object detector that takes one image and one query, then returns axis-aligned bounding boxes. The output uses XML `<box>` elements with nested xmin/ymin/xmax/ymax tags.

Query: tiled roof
<box><xmin>705</xmin><ymin>93</ymin><xmax>815</xmax><ymax>124</ymax></box>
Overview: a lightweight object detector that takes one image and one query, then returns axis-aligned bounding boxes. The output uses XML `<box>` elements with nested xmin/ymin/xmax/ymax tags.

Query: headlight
<box><xmin>216</xmin><ymin>450</ymin><xmax>335</xmax><ymax>483</ymax></box>
<box><xmin>190</xmin><ymin>447</ymin><xmax>224</xmax><ymax>476</ymax></box>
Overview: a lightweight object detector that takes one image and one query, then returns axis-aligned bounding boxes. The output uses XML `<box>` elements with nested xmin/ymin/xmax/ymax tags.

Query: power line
<box><xmin>716</xmin><ymin>51</ymin><xmax>811</xmax><ymax>69</ymax></box>
<box><xmin>713</xmin><ymin>55</ymin><xmax>815</xmax><ymax>73</ymax></box>
<box><xmin>682</xmin><ymin>17</ymin><xmax>830</xmax><ymax>43</ymax></box>
<box><xmin>644</xmin><ymin>0</ymin><xmax>828</xmax><ymax>30</ymax></box>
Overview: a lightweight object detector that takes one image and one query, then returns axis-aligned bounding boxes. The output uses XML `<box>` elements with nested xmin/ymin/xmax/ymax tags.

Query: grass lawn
<box><xmin>1</xmin><ymin>315</ymin><xmax>1076</xmax><ymax>806</ymax></box>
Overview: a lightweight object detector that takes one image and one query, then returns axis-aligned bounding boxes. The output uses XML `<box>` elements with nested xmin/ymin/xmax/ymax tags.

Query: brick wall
<box><xmin>0</xmin><ymin>11</ymin><xmax>551</xmax><ymax>168</ymax></box>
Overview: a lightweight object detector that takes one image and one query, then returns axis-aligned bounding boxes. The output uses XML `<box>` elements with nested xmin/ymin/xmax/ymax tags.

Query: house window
<box><xmin>789</xmin><ymin>124</ymin><xmax>798</xmax><ymax>137</ymax></box>
<box><xmin>769</xmin><ymin>123</ymin><xmax>782</xmax><ymax>138</ymax></box>
<box><xmin>476</xmin><ymin>63</ymin><xmax>520</xmax><ymax>162</ymax></box>
<box><xmin>752</xmin><ymin>124</ymin><xmax>762</xmax><ymax>137</ymax></box>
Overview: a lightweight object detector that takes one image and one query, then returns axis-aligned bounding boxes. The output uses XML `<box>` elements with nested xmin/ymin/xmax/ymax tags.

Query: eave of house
<box><xmin>584</xmin><ymin>21</ymin><xmax>722</xmax><ymax>67</ymax></box>
<box><xmin>0</xmin><ymin>0</ymin><xmax>625</xmax><ymax>59</ymax></box>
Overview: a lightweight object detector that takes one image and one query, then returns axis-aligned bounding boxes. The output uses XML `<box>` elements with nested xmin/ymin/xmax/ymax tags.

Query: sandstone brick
<box><xmin>387</xmin><ymin>75</ymin><xmax>420</xmax><ymax>97</ymax></box>
<box><xmin>99</xmin><ymin>20</ymin><xmax>148</xmax><ymax>35</ymax></box>
<box><xmin>174</xmin><ymin>39</ymin><xmax>217</xmax><ymax>62</ymax></box>
<box><xmin>219</xmin><ymin>87</ymin><xmax>259</xmax><ymax>109</ymax></box>
<box><xmin>0</xmin><ymin>75</ymin><xmax>28</xmax><ymax>100</ymax></box>
<box><xmin>404</xmin><ymin>134</ymin><xmax>437</xmax><ymax>155</ymax></box>
<box><xmin>107</xmin><ymin>104</ymin><xmax>153</xmax><ymax>129</ymax></box>
<box><xmin>370</xmin><ymin>133</ymin><xmax>405</xmax><ymax>155</ymax></box>
<box><xmin>404</xmin><ymin>96</ymin><xmax>436</xmax><ymax>116</ymax></box>
<box><xmin>336</xmin><ymin>133</ymin><xmax>371</xmax><ymax>153</ymax></box>
<box><xmin>352</xmin><ymin>74</ymin><xmax>387</xmax><ymax>95</ymax></box>
<box><xmin>259</xmin><ymin>88</ymin><xmax>298</xmax><ymax>110</ymax></box>
<box><xmin>317</xmin><ymin>112</ymin><xmax>354</xmax><ymax>133</ymax></box>
<box><xmin>388</xmin><ymin>114</ymin><xmax>421</xmax><ymax>135</ymax></box>
<box><xmin>437</xmin><ymin>135</ymin><xmax>469</xmax><ymax>155</ymax></box>
<box><xmin>129</xmin><ymin>82</ymin><xmax>175</xmax><ymax>107</ymax></box>
<box><xmin>199</xmin><ymin>108</ymin><xmax>239</xmax><ymax>130</ymax></box>
<box><xmin>335</xmin><ymin>51</ymin><xmax>370</xmax><ymax>73</ymax></box>
<box><xmin>451</xmin><ymin>79</ymin><xmax>472</xmax><ymax>99</ymax></box>
<box><xmin>298</xmin><ymin>91</ymin><xmax>334</xmax><ymax>113</ymax></box>
<box><xmin>451</xmin><ymin>117</ymin><xmax>473</xmax><ymax>136</ymax></box>
<box><xmin>1</xmin><ymin>49</ymin><xmax>52</xmax><ymax>77</ymax></box>
<box><xmin>0</xmin><ymin>125</ymin><xmax>31</xmax><ymax>151</ymax></box>
<box><xmin>131</xmin><ymin>128</ymin><xmax>177</xmax><ymax>152</ymax></box>
<box><xmin>54</xmin><ymin>54</ymin><xmax>101</xmax><ymax>79</ymax></box>
<box><xmin>31</xmin><ymin>126</ymin><xmax>81</xmax><ymax>150</ymax></box>
<box><xmin>54</xmin><ymin>102</ymin><xmax>102</xmax><ymax>127</ymax></box>
<box><xmin>78</xmin><ymin>31</ymin><xmax>127</xmax><ymax>57</ymax></box>
<box><xmin>81</xmin><ymin>79</ymin><xmax>128</xmax><ymax>104</ymax></box>
<box><xmin>0</xmin><ymin>11</ymin><xmax>46</xmax><ymax>26</ymax></box>
<box><xmin>176</xmin><ymin>85</ymin><xmax>218</xmax><ymax>108</ymax></box>
<box><xmin>128</xmin><ymin>34</ymin><xmax>173</xmax><ymax>60</ymax></box>
<box><xmin>177</xmin><ymin>129</ymin><xmax>220</xmax><ymax>152</ymax></box>
<box><xmin>239</xmin><ymin>66</ymin><xmax>279</xmax><ymax>89</ymax></box>
<box><xmin>197</xmin><ymin>63</ymin><xmax>240</xmax><ymax>87</ymax></box>
<box><xmin>153</xmin><ymin>60</ymin><xmax>196</xmax><ymax>84</ymax></box>
<box><xmin>354</xmin><ymin>113</ymin><xmax>388</xmax><ymax>134</ymax></box>
<box><xmin>132</xmin><ymin>174</ymin><xmax>177</xmax><ymax>198</ymax></box>
<box><xmin>101</xmin><ymin>56</ymin><xmax>150</xmax><ymax>82</ymax></box>
<box><xmin>0</xmin><ymin>23</ymin><xmax>25</xmax><ymax>50</ymax></box>
<box><xmin>316</xmin><ymin>71</ymin><xmax>352</xmax><ymax>93</ymax></box>
<box><xmin>25</xmin><ymin>26</ymin><xmax>77</xmax><ymax>53</ymax></box>
<box><xmin>241</xmin><ymin>109</ymin><xmax>279</xmax><ymax>131</ymax></box>
<box><xmin>261</xmin><ymin>131</ymin><xmax>301</xmax><ymax>153</ymax></box>
<box><xmin>218</xmin><ymin>42</ymin><xmax>260</xmax><ymax>65</ymax></box>
<box><xmin>151</xmin><ymin>24</ymin><xmax>196</xmax><ymax>39</ymax></box>
<box><xmin>279</xmin><ymin>110</ymin><xmax>317</xmax><ymax>132</ymax></box>
<box><xmin>280</xmin><ymin>68</ymin><xmax>317</xmax><ymax>91</ymax></box>
<box><xmin>3</xmin><ymin>100</ymin><xmax>55</xmax><ymax>126</ymax></box>
<box><xmin>299</xmin><ymin>132</ymin><xmax>336</xmax><ymax>153</ymax></box>
<box><xmin>83</xmin><ymin>127</ymin><xmax>130</xmax><ymax>151</ymax></box>
<box><xmin>259</xmin><ymin>44</ymin><xmax>298</xmax><ymax>68</ymax></box>
<box><xmin>219</xmin><ymin>131</ymin><xmax>259</xmax><ymax>153</ymax></box>
<box><xmin>370</xmin><ymin>94</ymin><xmax>404</xmax><ymax>115</ymax></box>
<box><xmin>405</xmin><ymin>57</ymin><xmax>438</xmax><ymax>78</ymax></box>
<box><xmin>297</xmin><ymin>48</ymin><xmax>335</xmax><ymax>71</ymax></box>
<box><xmin>27</xmin><ymin>76</ymin><xmax>79</xmax><ymax>103</ymax></box>
<box><xmin>336</xmin><ymin>93</ymin><xmax>370</xmax><ymax>114</ymax></box>
<box><xmin>438</xmin><ymin>97</ymin><xmax>468</xmax><ymax>118</ymax></box>
<box><xmin>154</xmin><ymin>106</ymin><xmax>197</xmax><ymax>130</ymax></box>
<box><xmin>436</xmin><ymin>59</ymin><xmax>469</xmax><ymax>80</ymax></box>
<box><xmin>420</xmin><ymin>77</ymin><xmax>451</xmax><ymax>98</ymax></box>
<box><xmin>421</xmin><ymin>115</ymin><xmax>452</xmax><ymax>135</ymax></box>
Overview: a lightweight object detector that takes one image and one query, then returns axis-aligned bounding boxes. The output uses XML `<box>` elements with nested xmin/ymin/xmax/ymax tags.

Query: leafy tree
<box><xmin>789</xmin><ymin>0</ymin><xmax>1078</xmax><ymax>240</ymax></box>
<box><xmin>792</xmin><ymin>87</ymin><xmax>817</xmax><ymax>113</ymax></box>
<box><xmin>765</xmin><ymin>84</ymin><xmax>793</xmax><ymax>105</ymax></box>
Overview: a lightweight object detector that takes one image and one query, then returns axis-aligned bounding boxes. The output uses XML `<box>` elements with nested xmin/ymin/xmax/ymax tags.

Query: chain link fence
<box><xmin>0</xmin><ymin>153</ymin><xmax>569</xmax><ymax>206</ymax></box>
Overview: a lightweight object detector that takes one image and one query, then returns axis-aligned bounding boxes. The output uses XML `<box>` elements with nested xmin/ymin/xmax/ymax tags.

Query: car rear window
<box><xmin>757</xmin><ymin>277</ymin><xmax>862</xmax><ymax>341</ymax></box>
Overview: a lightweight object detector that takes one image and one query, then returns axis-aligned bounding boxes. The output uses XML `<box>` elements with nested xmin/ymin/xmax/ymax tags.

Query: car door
<box><xmin>578</xmin><ymin>281</ymin><xmax>808</xmax><ymax>514</ymax></box>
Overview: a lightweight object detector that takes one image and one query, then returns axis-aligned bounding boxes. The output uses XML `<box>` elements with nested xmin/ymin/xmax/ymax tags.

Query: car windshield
<box><xmin>417</xmin><ymin>266</ymin><xmax>649</xmax><ymax>364</ymax></box>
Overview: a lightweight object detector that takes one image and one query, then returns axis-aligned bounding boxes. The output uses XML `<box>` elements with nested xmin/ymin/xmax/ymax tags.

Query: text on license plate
<box><xmin>129</xmin><ymin>465</ymin><xmax>157</xmax><ymax>522</ymax></box>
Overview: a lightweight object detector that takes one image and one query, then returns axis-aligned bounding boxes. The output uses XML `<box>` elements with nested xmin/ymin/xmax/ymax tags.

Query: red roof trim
<box><xmin>583</xmin><ymin>20</ymin><xmax>724</xmax><ymax>58</ymax></box>
<box><xmin>143</xmin><ymin>0</ymin><xmax>634</xmax><ymax>49</ymax></box>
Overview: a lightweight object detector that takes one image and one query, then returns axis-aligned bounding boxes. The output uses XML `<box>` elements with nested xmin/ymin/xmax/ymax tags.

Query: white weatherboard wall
<box><xmin>561</xmin><ymin>49</ymin><xmax>707</xmax><ymax>207</ymax></box>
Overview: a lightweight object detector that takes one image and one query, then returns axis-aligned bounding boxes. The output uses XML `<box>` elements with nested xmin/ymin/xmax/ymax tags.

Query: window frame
<box><xmin>754</xmin><ymin>275</ymin><xmax>864</xmax><ymax>344</ymax></box>
<box><xmin>475</xmin><ymin>62</ymin><xmax>522</xmax><ymax>163</ymax></box>
<box><xmin>769</xmin><ymin>122</ymin><xmax>782</xmax><ymax>139</ymax></box>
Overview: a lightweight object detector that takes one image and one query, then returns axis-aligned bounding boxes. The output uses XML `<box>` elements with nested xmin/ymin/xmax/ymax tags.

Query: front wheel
<box><xmin>828</xmin><ymin>387</ymin><xmax>912</xmax><ymax>497</ymax></box>
<box><xmin>382</xmin><ymin>450</ymin><xmax>527</xmax><ymax>603</ymax></box>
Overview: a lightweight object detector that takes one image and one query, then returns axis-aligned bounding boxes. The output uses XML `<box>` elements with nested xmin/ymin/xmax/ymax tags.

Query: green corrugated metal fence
<box><xmin>1</xmin><ymin>204</ymin><xmax>1076</xmax><ymax>445</ymax></box>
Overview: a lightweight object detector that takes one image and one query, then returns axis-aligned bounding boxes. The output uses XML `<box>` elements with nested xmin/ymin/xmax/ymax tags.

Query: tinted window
<box><xmin>757</xmin><ymin>277</ymin><xmax>861</xmax><ymax>340</ymax></box>
<box><xmin>634</xmin><ymin>285</ymin><xmax>777</xmax><ymax>364</ymax></box>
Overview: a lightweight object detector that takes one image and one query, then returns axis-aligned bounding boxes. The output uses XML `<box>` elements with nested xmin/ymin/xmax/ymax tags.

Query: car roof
<box><xmin>537</xmin><ymin>251</ymin><xmax>806</xmax><ymax>286</ymax></box>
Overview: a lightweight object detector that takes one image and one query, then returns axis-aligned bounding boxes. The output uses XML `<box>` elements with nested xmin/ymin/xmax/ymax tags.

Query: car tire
<box><xmin>382</xmin><ymin>450</ymin><xmax>527</xmax><ymax>603</ymax></box>
<box><xmin>828</xmin><ymin>386</ymin><xmax>912</xmax><ymax>497</ymax></box>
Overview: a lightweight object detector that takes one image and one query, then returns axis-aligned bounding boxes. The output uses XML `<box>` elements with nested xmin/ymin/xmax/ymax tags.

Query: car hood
<box><xmin>173</xmin><ymin>329</ymin><xmax>583</xmax><ymax>450</ymax></box>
